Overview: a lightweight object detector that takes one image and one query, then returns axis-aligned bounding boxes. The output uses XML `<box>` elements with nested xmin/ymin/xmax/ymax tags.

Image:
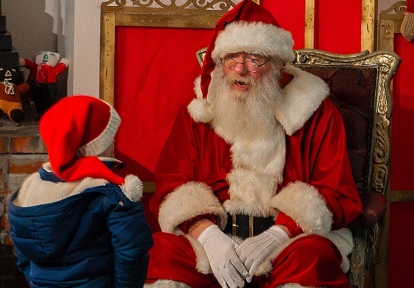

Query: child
<box><xmin>8</xmin><ymin>95</ymin><xmax>153</xmax><ymax>287</ymax></box>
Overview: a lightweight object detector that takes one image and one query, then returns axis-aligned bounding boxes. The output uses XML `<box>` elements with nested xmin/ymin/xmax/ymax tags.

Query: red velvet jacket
<box><xmin>150</xmin><ymin>98</ymin><xmax>362</xmax><ymax>237</ymax></box>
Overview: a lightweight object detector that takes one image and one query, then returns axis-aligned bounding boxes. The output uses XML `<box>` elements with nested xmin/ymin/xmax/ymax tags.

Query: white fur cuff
<box><xmin>158</xmin><ymin>181</ymin><xmax>228</xmax><ymax>234</ymax></box>
<box><xmin>270</xmin><ymin>181</ymin><xmax>333</xmax><ymax>235</ymax></box>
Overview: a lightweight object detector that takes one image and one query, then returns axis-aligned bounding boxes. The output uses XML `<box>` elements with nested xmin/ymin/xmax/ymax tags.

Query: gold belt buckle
<box><xmin>232</xmin><ymin>215</ymin><xmax>237</xmax><ymax>236</ymax></box>
<box><xmin>232</xmin><ymin>215</ymin><xmax>254</xmax><ymax>237</ymax></box>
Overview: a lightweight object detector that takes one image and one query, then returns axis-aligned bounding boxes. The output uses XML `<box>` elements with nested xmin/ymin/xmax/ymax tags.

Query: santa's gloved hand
<box><xmin>198</xmin><ymin>225</ymin><xmax>250</xmax><ymax>288</ymax></box>
<box><xmin>235</xmin><ymin>225</ymin><xmax>289</xmax><ymax>276</ymax></box>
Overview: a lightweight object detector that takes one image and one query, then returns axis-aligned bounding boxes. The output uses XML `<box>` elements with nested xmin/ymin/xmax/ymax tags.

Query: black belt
<box><xmin>224</xmin><ymin>214</ymin><xmax>274</xmax><ymax>240</ymax></box>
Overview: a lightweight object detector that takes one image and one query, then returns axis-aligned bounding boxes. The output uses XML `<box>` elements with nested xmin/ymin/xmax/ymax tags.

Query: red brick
<box><xmin>0</xmin><ymin>136</ymin><xmax>10</xmax><ymax>154</ymax></box>
<box><xmin>8</xmin><ymin>155</ymin><xmax>47</xmax><ymax>174</ymax></box>
<box><xmin>10</xmin><ymin>136</ymin><xmax>47</xmax><ymax>154</ymax></box>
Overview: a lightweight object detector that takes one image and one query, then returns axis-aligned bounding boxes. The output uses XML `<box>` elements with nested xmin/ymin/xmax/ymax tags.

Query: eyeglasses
<box><xmin>220</xmin><ymin>54</ymin><xmax>270</xmax><ymax>73</ymax></box>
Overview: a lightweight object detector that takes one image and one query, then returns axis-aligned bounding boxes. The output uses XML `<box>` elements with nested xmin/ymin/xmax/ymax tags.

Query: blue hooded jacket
<box><xmin>8</xmin><ymin>164</ymin><xmax>153</xmax><ymax>288</ymax></box>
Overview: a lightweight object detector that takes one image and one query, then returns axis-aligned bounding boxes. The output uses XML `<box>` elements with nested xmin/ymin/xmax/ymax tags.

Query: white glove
<box><xmin>198</xmin><ymin>225</ymin><xmax>250</xmax><ymax>288</ymax></box>
<box><xmin>235</xmin><ymin>225</ymin><xmax>289</xmax><ymax>276</ymax></box>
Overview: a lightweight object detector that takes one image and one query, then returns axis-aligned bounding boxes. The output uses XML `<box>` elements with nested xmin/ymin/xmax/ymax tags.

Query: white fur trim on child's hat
<box><xmin>78</xmin><ymin>104</ymin><xmax>121</xmax><ymax>157</ymax></box>
<box><xmin>39</xmin><ymin>95</ymin><xmax>125</xmax><ymax>184</ymax></box>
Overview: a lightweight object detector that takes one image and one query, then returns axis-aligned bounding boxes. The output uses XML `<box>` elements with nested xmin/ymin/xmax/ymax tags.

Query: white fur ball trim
<box><xmin>120</xmin><ymin>174</ymin><xmax>143</xmax><ymax>202</ymax></box>
<box><xmin>188</xmin><ymin>76</ymin><xmax>214</xmax><ymax>123</ymax></box>
<box><xmin>187</xmin><ymin>98</ymin><xmax>213</xmax><ymax>123</ymax></box>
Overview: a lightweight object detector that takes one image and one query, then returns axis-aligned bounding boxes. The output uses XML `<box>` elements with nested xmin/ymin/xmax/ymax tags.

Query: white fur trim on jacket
<box><xmin>270</xmin><ymin>181</ymin><xmax>333</xmax><ymax>235</ymax></box>
<box><xmin>120</xmin><ymin>174</ymin><xmax>143</xmax><ymax>202</ymax></box>
<box><xmin>277</xmin><ymin>284</ymin><xmax>311</xmax><ymax>288</ymax></box>
<box><xmin>224</xmin><ymin>168</ymin><xmax>278</xmax><ymax>217</ymax></box>
<box><xmin>15</xmin><ymin>164</ymin><xmax>143</xmax><ymax>206</ymax></box>
<box><xmin>158</xmin><ymin>181</ymin><xmax>228</xmax><ymax>234</ymax></box>
<box><xmin>212</xmin><ymin>21</ymin><xmax>295</xmax><ymax>63</ymax></box>
<box><xmin>144</xmin><ymin>280</ymin><xmax>191</xmax><ymax>288</ymax></box>
<box><xmin>185</xmin><ymin>234</ymin><xmax>212</xmax><ymax>275</ymax></box>
<box><xmin>325</xmin><ymin>228</ymin><xmax>354</xmax><ymax>272</ymax></box>
<box><xmin>275</xmin><ymin>65</ymin><xmax>329</xmax><ymax>136</ymax></box>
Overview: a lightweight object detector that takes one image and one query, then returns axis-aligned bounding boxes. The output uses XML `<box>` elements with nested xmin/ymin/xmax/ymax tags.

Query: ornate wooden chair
<box><xmin>196</xmin><ymin>48</ymin><xmax>401</xmax><ymax>288</ymax></box>
<box><xmin>292</xmin><ymin>49</ymin><xmax>400</xmax><ymax>288</ymax></box>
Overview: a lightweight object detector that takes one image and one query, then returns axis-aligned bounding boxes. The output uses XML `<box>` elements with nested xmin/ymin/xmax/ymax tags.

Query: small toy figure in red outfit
<box><xmin>20</xmin><ymin>51</ymin><xmax>69</xmax><ymax>114</ymax></box>
<box><xmin>0</xmin><ymin>67</ymin><xmax>27</xmax><ymax>123</ymax></box>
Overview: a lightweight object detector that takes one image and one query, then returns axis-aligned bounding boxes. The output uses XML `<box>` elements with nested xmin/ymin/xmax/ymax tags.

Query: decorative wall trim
<box><xmin>378</xmin><ymin>1</ymin><xmax>406</xmax><ymax>52</ymax></box>
<box><xmin>100</xmin><ymin>0</ymin><xmax>241</xmax><ymax>105</ymax></box>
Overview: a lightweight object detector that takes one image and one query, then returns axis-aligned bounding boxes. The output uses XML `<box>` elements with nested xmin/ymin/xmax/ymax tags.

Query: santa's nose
<box><xmin>231</xmin><ymin>57</ymin><xmax>249</xmax><ymax>74</ymax></box>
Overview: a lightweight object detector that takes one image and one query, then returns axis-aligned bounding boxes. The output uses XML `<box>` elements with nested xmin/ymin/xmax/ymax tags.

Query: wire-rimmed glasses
<box><xmin>220</xmin><ymin>53</ymin><xmax>270</xmax><ymax>73</ymax></box>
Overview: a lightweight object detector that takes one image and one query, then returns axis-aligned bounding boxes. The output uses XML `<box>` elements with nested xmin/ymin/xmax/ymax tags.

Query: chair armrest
<box><xmin>350</xmin><ymin>192</ymin><xmax>386</xmax><ymax>229</ymax></box>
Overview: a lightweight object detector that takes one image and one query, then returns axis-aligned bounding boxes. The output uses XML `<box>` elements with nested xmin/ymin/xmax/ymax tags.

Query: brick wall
<box><xmin>0</xmin><ymin>121</ymin><xmax>47</xmax><ymax>288</ymax></box>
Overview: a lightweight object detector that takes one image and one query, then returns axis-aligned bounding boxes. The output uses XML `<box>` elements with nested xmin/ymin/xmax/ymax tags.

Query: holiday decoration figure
<box><xmin>20</xmin><ymin>51</ymin><xmax>69</xmax><ymax>114</ymax></box>
<box><xmin>0</xmin><ymin>66</ymin><xmax>27</xmax><ymax>123</ymax></box>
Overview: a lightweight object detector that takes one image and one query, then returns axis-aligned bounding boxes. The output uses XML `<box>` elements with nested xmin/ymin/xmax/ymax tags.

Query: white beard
<box><xmin>208</xmin><ymin>68</ymin><xmax>280</xmax><ymax>143</ymax></box>
<box><xmin>207</xmin><ymin>66</ymin><xmax>286</xmax><ymax>216</ymax></box>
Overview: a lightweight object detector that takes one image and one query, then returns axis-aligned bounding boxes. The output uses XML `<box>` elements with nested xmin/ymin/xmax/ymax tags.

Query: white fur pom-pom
<box><xmin>187</xmin><ymin>98</ymin><xmax>214</xmax><ymax>123</ymax></box>
<box><xmin>121</xmin><ymin>175</ymin><xmax>143</xmax><ymax>202</ymax></box>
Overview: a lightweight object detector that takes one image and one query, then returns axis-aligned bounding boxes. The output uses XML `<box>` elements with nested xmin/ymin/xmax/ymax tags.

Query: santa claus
<box><xmin>146</xmin><ymin>1</ymin><xmax>362</xmax><ymax>287</ymax></box>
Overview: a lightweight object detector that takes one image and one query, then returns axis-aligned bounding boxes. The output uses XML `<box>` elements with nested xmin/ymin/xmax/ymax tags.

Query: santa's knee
<box><xmin>294</xmin><ymin>235</ymin><xmax>341</xmax><ymax>260</ymax></box>
<box><xmin>273</xmin><ymin>235</ymin><xmax>345</xmax><ymax>276</ymax></box>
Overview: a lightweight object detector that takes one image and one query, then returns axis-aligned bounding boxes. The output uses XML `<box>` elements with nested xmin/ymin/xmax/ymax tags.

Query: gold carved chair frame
<box><xmin>293</xmin><ymin>49</ymin><xmax>400</xmax><ymax>288</ymax></box>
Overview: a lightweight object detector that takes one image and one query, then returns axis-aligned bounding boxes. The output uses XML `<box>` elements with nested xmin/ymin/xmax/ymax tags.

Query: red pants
<box><xmin>146</xmin><ymin>232</ymin><xmax>350</xmax><ymax>287</ymax></box>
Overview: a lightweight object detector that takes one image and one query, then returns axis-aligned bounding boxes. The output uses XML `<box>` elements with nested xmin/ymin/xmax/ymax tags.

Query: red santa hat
<box><xmin>402</xmin><ymin>0</ymin><xmax>414</xmax><ymax>43</ymax></box>
<box><xmin>199</xmin><ymin>0</ymin><xmax>294</xmax><ymax>99</ymax></box>
<box><xmin>39</xmin><ymin>95</ymin><xmax>123</xmax><ymax>184</ymax></box>
<box><xmin>188</xmin><ymin>0</ymin><xmax>296</xmax><ymax>123</ymax></box>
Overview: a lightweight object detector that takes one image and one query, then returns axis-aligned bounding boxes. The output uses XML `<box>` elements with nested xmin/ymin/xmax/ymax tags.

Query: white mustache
<box><xmin>227</xmin><ymin>75</ymin><xmax>255</xmax><ymax>87</ymax></box>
